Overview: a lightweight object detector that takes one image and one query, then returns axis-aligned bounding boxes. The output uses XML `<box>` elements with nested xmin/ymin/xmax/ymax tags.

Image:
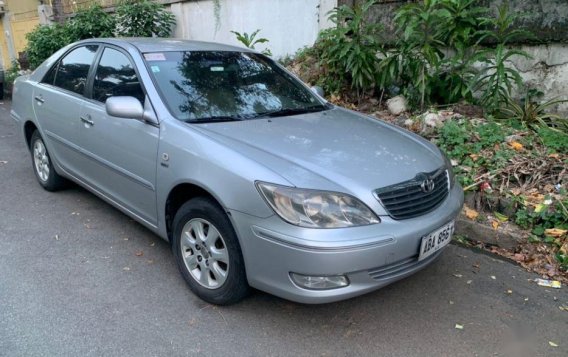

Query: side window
<box><xmin>53</xmin><ymin>45</ymin><xmax>99</xmax><ymax>95</ymax></box>
<box><xmin>93</xmin><ymin>48</ymin><xmax>145</xmax><ymax>104</ymax></box>
<box><xmin>41</xmin><ymin>65</ymin><xmax>57</xmax><ymax>85</ymax></box>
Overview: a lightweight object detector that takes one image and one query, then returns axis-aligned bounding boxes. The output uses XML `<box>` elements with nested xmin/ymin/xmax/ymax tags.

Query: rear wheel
<box><xmin>30</xmin><ymin>130</ymin><xmax>66</xmax><ymax>191</ymax></box>
<box><xmin>172</xmin><ymin>197</ymin><xmax>249</xmax><ymax>305</ymax></box>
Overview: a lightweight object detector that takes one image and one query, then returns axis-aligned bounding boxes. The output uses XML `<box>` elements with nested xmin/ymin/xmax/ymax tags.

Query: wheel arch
<box><xmin>24</xmin><ymin>120</ymin><xmax>38</xmax><ymax>149</ymax></box>
<box><xmin>164</xmin><ymin>182</ymin><xmax>228</xmax><ymax>244</ymax></box>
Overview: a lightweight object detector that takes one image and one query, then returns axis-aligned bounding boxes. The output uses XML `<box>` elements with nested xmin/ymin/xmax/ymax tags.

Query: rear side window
<box><xmin>41</xmin><ymin>66</ymin><xmax>57</xmax><ymax>85</ymax></box>
<box><xmin>92</xmin><ymin>47</ymin><xmax>145</xmax><ymax>104</ymax></box>
<box><xmin>52</xmin><ymin>45</ymin><xmax>99</xmax><ymax>95</ymax></box>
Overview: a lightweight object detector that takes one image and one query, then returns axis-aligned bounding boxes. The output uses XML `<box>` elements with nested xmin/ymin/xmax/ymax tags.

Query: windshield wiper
<box><xmin>255</xmin><ymin>106</ymin><xmax>328</xmax><ymax>119</ymax></box>
<box><xmin>188</xmin><ymin>115</ymin><xmax>244</xmax><ymax>124</ymax></box>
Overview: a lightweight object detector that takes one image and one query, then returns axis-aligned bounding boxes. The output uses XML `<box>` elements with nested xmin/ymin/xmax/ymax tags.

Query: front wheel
<box><xmin>30</xmin><ymin>130</ymin><xmax>66</xmax><ymax>191</ymax></box>
<box><xmin>172</xmin><ymin>197</ymin><xmax>250</xmax><ymax>305</ymax></box>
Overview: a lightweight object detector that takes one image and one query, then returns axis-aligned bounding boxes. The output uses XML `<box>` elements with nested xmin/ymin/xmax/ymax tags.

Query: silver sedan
<box><xmin>12</xmin><ymin>38</ymin><xmax>464</xmax><ymax>304</ymax></box>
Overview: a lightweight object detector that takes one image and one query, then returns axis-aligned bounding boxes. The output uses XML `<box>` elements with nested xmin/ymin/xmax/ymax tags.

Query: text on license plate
<box><xmin>418</xmin><ymin>221</ymin><xmax>454</xmax><ymax>261</ymax></box>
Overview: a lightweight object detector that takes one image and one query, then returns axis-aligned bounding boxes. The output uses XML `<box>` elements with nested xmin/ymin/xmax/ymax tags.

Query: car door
<box><xmin>79</xmin><ymin>46</ymin><xmax>159</xmax><ymax>226</ymax></box>
<box><xmin>32</xmin><ymin>45</ymin><xmax>99</xmax><ymax>175</ymax></box>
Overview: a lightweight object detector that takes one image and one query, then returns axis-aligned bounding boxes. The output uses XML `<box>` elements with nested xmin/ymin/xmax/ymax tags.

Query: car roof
<box><xmin>90</xmin><ymin>38</ymin><xmax>254</xmax><ymax>53</ymax></box>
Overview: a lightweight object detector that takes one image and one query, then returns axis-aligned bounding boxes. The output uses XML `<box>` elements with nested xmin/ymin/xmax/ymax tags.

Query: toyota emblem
<box><xmin>420</xmin><ymin>179</ymin><xmax>435</xmax><ymax>193</ymax></box>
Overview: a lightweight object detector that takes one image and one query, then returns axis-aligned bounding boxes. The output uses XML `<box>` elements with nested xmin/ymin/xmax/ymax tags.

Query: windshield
<box><xmin>143</xmin><ymin>51</ymin><xmax>327</xmax><ymax>122</ymax></box>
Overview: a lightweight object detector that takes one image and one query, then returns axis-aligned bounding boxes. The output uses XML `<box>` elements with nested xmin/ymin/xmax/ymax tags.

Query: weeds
<box><xmin>318</xmin><ymin>0</ymin><xmax>383</xmax><ymax>100</ymax></box>
<box><xmin>231</xmin><ymin>29</ymin><xmax>272</xmax><ymax>56</ymax></box>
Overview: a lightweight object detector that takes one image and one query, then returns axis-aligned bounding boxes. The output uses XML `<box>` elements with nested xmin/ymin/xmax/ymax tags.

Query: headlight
<box><xmin>256</xmin><ymin>182</ymin><xmax>380</xmax><ymax>228</ymax></box>
<box><xmin>441</xmin><ymin>150</ymin><xmax>456</xmax><ymax>188</ymax></box>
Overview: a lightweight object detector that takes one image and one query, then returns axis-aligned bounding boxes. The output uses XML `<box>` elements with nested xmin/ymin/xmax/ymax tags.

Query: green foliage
<box><xmin>318</xmin><ymin>0</ymin><xmax>383</xmax><ymax>97</ymax></box>
<box><xmin>496</xmin><ymin>89</ymin><xmax>568</xmax><ymax>133</ymax></box>
<box><xmin>538</xmin><ymin>126</ymin><xmax>568</xmax><ymax>153</ymax></box>
<box><xmin>437</xmin><ymin>119</ymin><xmax>513</xmax><ymax>186</ymax></box>
<box><xmin>473</xmin><ymin>4</ymin><xmax>532</xmax><ymax>111</ymax></box>
<box><xmin>25</xmin><ymin>1</ymin><xmax>177</xmax><ymax>69</ymax></box>
<box><xmin>514</xmin><ymin>195</ymin><xmax>568</xmax><ymax>239</ymax></box>
<box><xmin>230</xmin><ymin>29</ymin><xmax>272</xmax><ymax>56</ymax></box>
<box><xmin>379</xmin><ymin>0</ymin><xmax>488</xmax><ymax>109</ymax></box>
<box><xmin>115</xmin><ymin>0</ymin><xmax>175</xmax><ymax>37</ymax></box>
<box><xmin>5</xmin><ymin>60</ymin><xmax>21</xmax><ymax>86</ymax></box>
<box><xmin>25</xmin><ymin>23</ymin><xmax>74</xmax><ymax>69</ymax></box>
<box><xmin>556</xmin><ymin>249</ymin><xmax>568</xmax><ymax>271</ymax></box>
<box><xmin>67</xmin><ymin>4</ymin><xmax>115</xmax><ymax>40</ymax></box>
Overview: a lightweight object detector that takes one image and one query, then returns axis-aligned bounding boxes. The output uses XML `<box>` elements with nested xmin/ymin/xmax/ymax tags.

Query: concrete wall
<box><xmin>350</xmin><ymin>0</ymin><xmax>568</xmax><ymax>45</ymax></box>
<box><xmin>168</xmin><ymin>0</ymin><xmax>337</xmax><ymax>58</ymax></box>
<box><xmin>509</xmin><ymin>44</ymin><xmax>568</xmax><ymax>113</ymax></box>
<box><xmin>353</xmin><ymin>0</ymin><xmax>568</xmax><ymax>112</ymax></box>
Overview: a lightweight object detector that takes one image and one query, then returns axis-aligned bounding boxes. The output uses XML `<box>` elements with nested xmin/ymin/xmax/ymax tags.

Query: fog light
<box><xmin>290</xmin><ymin>273</ymin><xmax>349</xmax><ymax>290</ymax></box>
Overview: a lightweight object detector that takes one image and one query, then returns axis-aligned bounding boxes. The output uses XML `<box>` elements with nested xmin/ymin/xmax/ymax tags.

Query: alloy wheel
<box><xmin>33</xmin><ymin>139</ymin><xmax>50</xmax><ymax>182</ymax></box>
<box><xmin>180</xmin><ymin>218</ymin><xmax>230</xmax><ymax>289</ymax></box>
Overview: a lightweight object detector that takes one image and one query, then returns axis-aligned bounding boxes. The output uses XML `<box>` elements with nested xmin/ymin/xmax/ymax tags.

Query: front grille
<box><xmin>375</xmin><ymin>168</ymin><xmax>449</xmax><ymax>220</ymax></box>
<box><xmin>367</xmin><ymin>250</ymin><xmax>442</xmax><ymax>281</ymax></box>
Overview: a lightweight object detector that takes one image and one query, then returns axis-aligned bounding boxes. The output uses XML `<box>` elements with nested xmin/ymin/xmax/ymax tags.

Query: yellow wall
<box><xmin>11</xmin><ymin>17</ymin><xmax>40</xmax><ymax>57</ymax></box>
<box><xmin>0</xmin><ymin>20</ymin><xmax>12</xmax><ymax>69</ymax></box>
<box><xmin>0</xmin><ymin>0</ymin><xmax>41</xmax><ymax>68</ymax></box>
<box><xmin>4</xmin><ymin>0</ymin><xmax>39</xmax><ymax>19</ymax></box>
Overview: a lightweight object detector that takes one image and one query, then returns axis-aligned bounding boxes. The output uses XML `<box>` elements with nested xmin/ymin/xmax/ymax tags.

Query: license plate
<box><xmin>418</xmin><ymin>221</ymin><xmax>454</xmax><ymax>261</ymax></box>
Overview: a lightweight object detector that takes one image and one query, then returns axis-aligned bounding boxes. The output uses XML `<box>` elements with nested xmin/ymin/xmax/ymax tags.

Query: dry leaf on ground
<box><xmin>509</xmin><ymin>141</ymin><xmax>523</xmax><ymax>151</ymax></box>
<box><xmin>544</xmin><ymin>228</ymin><xmax>567</xmax><ymax>238</ymax></box>
<box><xmin>464</xmin><ymin>206</ymin><xmax>479</xmax><ymax>220</ymax></box>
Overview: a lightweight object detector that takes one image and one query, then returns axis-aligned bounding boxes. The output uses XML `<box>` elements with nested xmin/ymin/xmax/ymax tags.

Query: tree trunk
<box><xmin>51</xmin><ymin>0</ymin><xmax>65</xmax><ymax>24</ymax></box>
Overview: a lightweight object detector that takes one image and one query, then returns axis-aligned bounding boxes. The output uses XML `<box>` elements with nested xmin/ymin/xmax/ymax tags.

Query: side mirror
<box><xmin>311</xmin><ymin>86</ymin><xmax>325</xmax><ymax>98</ymax></box>
<box><xmin>105</xmin><ymin>96</ymin><xmax>144</xmax><ymax>119</ymax></box>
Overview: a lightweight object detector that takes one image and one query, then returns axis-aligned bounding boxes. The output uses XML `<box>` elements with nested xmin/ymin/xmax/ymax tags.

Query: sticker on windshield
<box><xmin>144</xmin><ymin>53</ymin><xmax>166</xmax><ymax>61</ymax></box>
<box><xmin>151</xmin><ymin>65</ymin><xmax>160</xmax><ymax>73</ymax></box>
<box><xmin>210</xmin><ymin>66</ymin><xmax>224</xmax><ymax>72</ymax></box>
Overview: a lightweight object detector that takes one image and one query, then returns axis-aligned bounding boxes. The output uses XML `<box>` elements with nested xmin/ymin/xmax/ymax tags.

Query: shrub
<box><xmin>472</xmin><ymin>5</ymin><xmax>531</xmax><ymax>112</ymax></box>
<box><xmin>67</xmin><ymin>4</ymin><xmax>115</xmax><ymax>40</ymax></box>
<box><xmin>496</xmin><ymin>89</ymin><xmax>568</xmax><ymax>133</ymax></box>
<box><xmin>318</xmin><ymin>0</ymin><xmax>383</xmax><ymax>99</ymax></box>
<box><xmin>379</xmin><ymin>0</ymin><xmax>487</xmax><ymax>109</ymax></box>
<box><xmin>115</xmin><ymin>0</ymin><xmax>176</xmax><ymax>38</ymax></box>
<box><xmin>25</xmin><ymin>23</ymin><xmax>74</xmax><ymax>69</ymax></box>
<box><xmin>25</xmin><ymin>1</ymin><xmax>176</xmax><ymax>69</ymax></box>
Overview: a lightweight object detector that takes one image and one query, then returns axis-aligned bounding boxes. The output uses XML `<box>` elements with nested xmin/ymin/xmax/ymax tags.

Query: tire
<box><xmin>30</xmin><ymin>130</ymin><xmax>66</xmax><ymax>191</ymax></box>
<box><xmin>172</xmin><ymin>197</ymin><xmax>250</xmax><ymax>305</ymax></box>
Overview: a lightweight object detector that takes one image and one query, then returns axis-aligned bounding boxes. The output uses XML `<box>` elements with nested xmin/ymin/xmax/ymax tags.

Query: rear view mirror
<box><xmin>105</xmin><ymin>96</ymin><xmax>144</xmax><ymax>119</ymax></box>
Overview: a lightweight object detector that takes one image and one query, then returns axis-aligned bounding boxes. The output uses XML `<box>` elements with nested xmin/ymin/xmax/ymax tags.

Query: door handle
<box><xmin>80</xmin><ymin>115</ymin><xmax>94</xmax><ymax>126</ymax></box>
<box><xmin>34</xmin><ymin>95</ymin><xmax>45</xmax><ymax>103</ymax></box>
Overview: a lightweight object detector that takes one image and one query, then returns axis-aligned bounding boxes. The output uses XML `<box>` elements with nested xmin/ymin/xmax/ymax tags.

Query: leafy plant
<box><xmin>318</xmin><ymin>0</ymin><xmax>383</xmax><ymax>99</ymax></box>
<box><xmin>538</xmin><ymin>126</ymin><xmax>568</xmax><ymax>153</ymax></box>
<box><xmin>5</xmin><ymin>60</ymin><xmax>21</xmax><ymax>87</ymax></box>
<box><xmin>25</xmin><ymin>23</ymin><xmax>74</xmax><ymax>69</ymax></box>
<box><xmin>115</xmin><ymin>0</ymin><xmax>176</xmax><ymax>38</ymax></box>
<box><xmin>439</xmin><ymin>0</ymin><xmax>488</xmax><ymax>50</ymax></box>
<box><xmin>514</xmin><ymin>196</ymin><xmax>568</xmax><ymax>236</ymax></box>
<box><xmin>25</xmin><ymin>0</ymin><xmax>177</xmax><ymax>69</ymax></box>
<box><xmin>473</xmin><ymin>4</ymin><xmax>532</xmax><ymax>111</ymax></box>
<box><xmin>67</xmin><ymin>4</ymin><xmax>115</xmax><ymax>40</ymax></box>
<box><xmin>230</xmin><ymin>29</ymin><xmax>272</xmax><ymax>56</ymax></box>
<box><xmin>380</xmin><ymin>0</ymin><xmax>487</xmax><ymax>109</ymax></box>
<box><xmin>437</xmin><ymin>119</ymin><xmax>514</xmax><ymax>186</ymax></box>
<box><xmin>496</xmin><ymin>90</ymin><xmax>568</xmax><ymax>132</ymax></box>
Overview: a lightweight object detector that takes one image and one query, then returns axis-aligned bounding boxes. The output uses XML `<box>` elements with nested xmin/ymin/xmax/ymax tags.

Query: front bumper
<box><xmin>230</xmin><ymin>184</ymin><xmax>464</xmax><ymax>304</ymax></box>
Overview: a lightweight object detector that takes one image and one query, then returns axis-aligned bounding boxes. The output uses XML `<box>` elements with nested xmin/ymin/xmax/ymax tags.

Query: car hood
<box><xmin>195</xmin><ymin>107</ymin><xmax>444</xmax><ymax>194</ymax></box>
